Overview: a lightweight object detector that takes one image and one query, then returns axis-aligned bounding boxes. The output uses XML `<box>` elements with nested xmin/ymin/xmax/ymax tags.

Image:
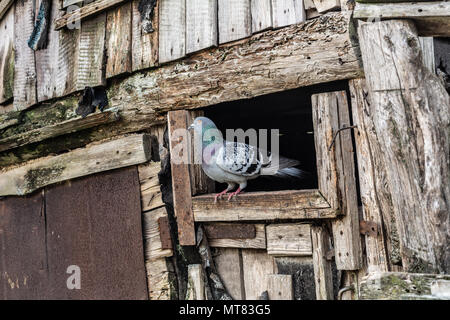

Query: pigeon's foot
<box><xmin>214</xmin><ymin>189</ymin><xmax>230</xmax><ymax>203</ymax></box>
<box><xmin>227</xmin><ymin>187</ymin><xmax>242</xmax><ymax>201</ymax></box>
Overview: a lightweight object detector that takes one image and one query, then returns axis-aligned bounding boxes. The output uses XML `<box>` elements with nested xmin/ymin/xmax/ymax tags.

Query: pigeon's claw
<box><xmin>227</xmin><ymin>187</ymin><xmax>242</xmax><ymax>201</ymax></box>
<box><xmin>214</xmin><ymin>188</ymin><xmax>230</xmax><ymax>203</ymax></box>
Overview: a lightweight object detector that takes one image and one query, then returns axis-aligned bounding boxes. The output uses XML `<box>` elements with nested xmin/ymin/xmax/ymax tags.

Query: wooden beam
<box><xmin>354</xmin><ymin>2</ymin><xmax>450</xmax><ymax>37</ymax></box>
<box><xmin>266</xmin><ymin>223</ymin><xmax>312</xmax><ymax>256</ymax></box>
<box><xmin>267</xmin><ymin>275</ymin><xmax>294</xmax><ymax>300</ymax></box>
<box><xmin>192</xmin><ymin>190</ymin><xmax>338</xmax><ymax>222</ymax></box>
<box><xmin>54</xmin><ymin>0</ymin><xmax>130</xmax><ymax>30</ymax></box>
<box><xmin>311</xmin><ymin>224</ymin><xmax>334</xmax><ymax>300</ymax></box>
<box><xmin>359</xmin><ymin>272</ymin><xmax>450</xmax><ymax>300</ymax></box>
<box><xmin>0</xmin><ymin>109</ymin><xmax>120</xmax><ymax>152</ymax></box>
<box><xmin>0</xmin><ymin>134</ymin><xmax>152</xmax><ymax>196</ymax></box>
<box><xmin>358</xmin><ymin>20</ymin><xmax>450</xmax><ymax>273</ymax></box>
<box><xmin>168</xmin><ymin>110</ymin><xmax>196</xmax><ymax>246</ymax></box>
<box><xmin>312</xmin><ymin>91</ymin><xmax>362</xmax><ymax>270</ymax></box>
<box><xmin>207</xmin><ymin>224</ymin><xmax>266</xmax><ymax>249</ymax></box>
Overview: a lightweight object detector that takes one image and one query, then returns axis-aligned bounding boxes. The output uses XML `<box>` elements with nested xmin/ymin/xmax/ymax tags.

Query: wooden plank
<box><xmin>35</xmin><ymin>0</ymin><xmax>64</xmax><ymax>102</ymax></box>
<box><xmin>419</xmin><ymin>37</ymin><xmax>436</xmax><ymax>74</ymax></box>
<box><xmin>275</xmin><ymin>256</ymin><xmax>316</xmax><ymax>300</ymax></box>
<box><xmin>251</xmin><ymin>0</ymin><xmax>273</xmax><ymax>33</ymax></box>
<box><xmin>311</xmin><ymin>224</ymin><xmax>334</xmax><ymax>300</ymax></box>
<box><xmin>76</xmin><ymin>13</ymin><xmax>107</xmax><ymax>90</ymax></box>
<box><xmin>43</xmin><ymin>167</ymin><xmax>148</xmax><ymax>299</ymax></box>
<box><xmin>242</xmin><ymin>249</ymin><xmax>275</xmax><ymax>300</ymax></box>
<box><xmin>0</xmin><ymin>109</ymin><xmax>120</xmax><ymax>152</ymax></box>
<box><xmin>159</xmin><ymin>0</ymin><xmax>185</xmax><ymax>63</ymax></box>
<box><xmin>349</xmin><ymin>78</ymin><xmax>390</xmax><ymax>272</ymax></box>
<box><xmin>0</xmin><ymin>4</ymin><xmax>14</xmax><ymax>104</ymax></box>
<box><xmin>167</xmin><ymin>110</ymin><xmax>195</xmax><ymax>245</ymax></box>
<box><xmin>106</xmin><ymin>2</ymin><xmax>132</xmax><ymax>78</ymax></box>
<box><xmin>354</xmin><ymin>2</ymin><xmax>450</xmax><ymax>37</ymax></box>
<box><xmin>271</xmin><ymin>0</ymin><xmax>305</xmax><ymax>28</ymax></box>
<box><xmin>358</xmin><ymin>20</ymin><xmax>450</xmax><ymax>273</ymax></box>
<box><xmin>214</xmin><ymin>248</ymin><xmax>245</xmax><ymax>299</ymax></box>
<box><xmin>205</xmin><ymin>223</ymin><xmax>256</xmax><ymax>239</ymax></box>
<box><xmin>267</xmin><ymin>274</ymin><xmax>293</xmax><ymax>300</ymax></box>
<box><xmin>131</xmin><ymin>0</ymin><xmax>158</xmax><ymax>71</ymax></box>
<box><xmin>145</xmin><ymin>258</ymin><xmax>174</xmax><ymax>300</ymax></box>
<box><xmin>266</xmin><ymin>223</ymin><xmax>312</xmax><ymax>256</ymax></box>
<box><xmin>13</xmin><ymin>0</ymin><xmax>37</xmax><ymax>111</ymax></box>
<box><xmin>218</xmin><ymin>0</ymin><xmax>251</xmax><ymax>44</ymax></box>
<box><xmin>193</xmin><ymin>190</ymin><xmax>337</xmax><ymax>222</ymax></box>
<box><xmin>311</xmin><ymin>91</ymin><xmax>362</xmax><ymax>270</ymax></box>
<box><xmin>0</xmin><ymin>134</ymin><xmax>152</xmax><ymax>196</ymax></box>
<box><xmin>0</xmin><ymin>0</ymin><xmax>14</xmax><ymax>20</ymax></box>
<box><xmin>312</xmin><ymin>0</ymin><xmax>340</xmax><ymax>13</ymax></box>
<box><xmin>143</xmin><ymin>206</ymin><xmax>173</xmax><ymax>260</ymax></box>
<box><xmin>208</xmin><ymin>224</ymin><xmax>266</xmax><ymax>249</ymax></box>
<box><xmin>359</xmin><ymin>272</ymin><xmax>450</xmax><ymax>300</ymax></box>
<box><xmin>186</xmin><ymin>264</ymin><xmax>206</xmax><ymax>300</ymax></box>
<box><xmin>186</xmin><ymin>0</ymin><xmax>217</xmax><ymax>54</ymax></box>
<box><xmin>54</xmin><ymin>0</ymin><xmax>129</xmax><ymax>30</ymax></box>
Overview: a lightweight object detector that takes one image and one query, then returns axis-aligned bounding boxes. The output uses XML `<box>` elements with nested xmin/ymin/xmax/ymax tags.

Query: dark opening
<box><xmin>203</xmin><ymin>80</ymin><xmax>349</xmax><ymax>192</ymax></box>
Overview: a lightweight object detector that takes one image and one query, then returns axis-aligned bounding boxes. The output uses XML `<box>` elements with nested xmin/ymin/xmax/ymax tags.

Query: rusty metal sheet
<box><xmin>204</xmin><ymin>223</ymin><xmax>256</xmax><ymax>240</ymax></box>
<box><xmin>158</xmin><ymin>216</ymin><xmax>173</xmax><ymax>250</ymax></box>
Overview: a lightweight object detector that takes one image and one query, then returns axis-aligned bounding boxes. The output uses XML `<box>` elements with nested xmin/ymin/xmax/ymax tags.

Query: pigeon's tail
<box><xmin>260</xmin><ymin>156</ymin><xmax>305</xmax><ymax>179</ymax></box>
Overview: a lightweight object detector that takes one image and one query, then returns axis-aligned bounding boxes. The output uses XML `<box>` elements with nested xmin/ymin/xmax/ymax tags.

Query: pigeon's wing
<box><xmin>216</xmin><ymin>141</ymin><xmax>262</xmax><ymax>177</ymax></box>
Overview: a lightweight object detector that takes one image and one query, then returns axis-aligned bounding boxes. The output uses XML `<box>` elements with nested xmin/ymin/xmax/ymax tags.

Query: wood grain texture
<box><xmin>0</xmin><ymin>0</ymin><xmax>14</xmax><ymax>20</ymax></box>
<box><xmin>354</xmin><ymin>2</ymin><xmax>450</xmax><ymax>37</ymax></box>
<box><xmin>0</xmin><ymin>4</ymin><xmax>14</xmax><ymax>104</ymax></box>
<box><xmin>159</xmin><ymin>0</ymin><xmax>185</xmax><ymax>63</ymax></box>
<box><xmin>312</xmin><ymin>0</ymin><xmax>340</xmax><ymax>13</ymax></box>
<box><xmin>208</xmin><ymin>224</ymin><xmax>266</xmax><ymax>249</ymax></box>
<box><xmin>131</xmin><ymin>0</ymin><xmax>158</xmax><ymax>71</ymax></box>
<box><xmin>311</xmin><ymin>224</ymin><xmax>334</xmax><ymax>300</ymax></box>
<box><xmin>266</xmin><ymin>223</ymin><xmax>312</xmax><ymax>256</ymax></box>
<box><xmin>168</xmin><ymin>110</ymin><xmax>195</xmax><ymax>245</ymax></box>
<box><xmin>311</xmin><ymin>91</ymin><xmax>362</xmax><ymax>270</ymax></box>
<box><xmin>358</xmin><ymin>20</ymin><xmax>450</xmax><ymax>273</ymax></box>
<box><xmin>193</xmin><ymin>190</ymin><xmax>337</xmax><ymax>222</ymax></box>
<box><xmin>251</xmin><ymin>0</ymin><xmax>273</xmax><ymax>33</ymax></box>
<box><xmin>218</xmin><ymin>0</ymin><xmax>251</xmax><ymax>44</ymax></box>
<box><xmin>419</xmin><ymin>37</ymin><xmax>435</xmax><ymax>74</ymax></box>
<box><xmin>0</xmin><ymin>134</ymin><xmax>152</xmax><ymax>196</ymax></box>
<box><xmin>242</xmin><ymin>249</ymin><xmax>275</xmax><ymax>300</ymax></box>
<box><xmin>267</xmin><ymin>274</ymin><xmax>294</xmax><ymax>300</ymax></box>
<box><xmin>145</xmin><ymin>258</ymin><xmax>174</xmax><ymax>300</ymax></box>
<box><xmin>349</xmin><ymin>78</ymin><xmax>390</xmax><ymax>272</ymax></box>
<box><xmin>271</xmin><ymin>0</ymin><xmax>305</xmax><ymax>28</ymax></box>
<box><xmin>214</xmin><ymin>248</ymin><xmax>245</xmax><ymax>299</ymax></box>
<box><xmin>186</xmin><ymin>264</ymin><xmax>205</xmax><ymax>300</ymax></box>
<box><xmin>106</xmin><ymin>2</ymin><xmax>132</xmax><ymax>78</ymax></box>
<box><xmin>143</xmin><ymin>207</ymin><xmax>173</xmax><ymax>260</ymax></box>
<box><xmin>186</xmin><ymin>0</ymin><xmax>217</xmax><ymax>54</ymax></box>
<box><xmin>13</xmin><ymin>0</ymin><xmax>37</xmax><ymax>111</ymax></box>
<box><xmin>138</xmin><ymin>161</ymin><xmax>164</xmax><ymax>211</ymax></box>
<box><xmin>76</xmin><ymin>13</ymin><xmax>107</xmax><ymax>90</ymax></box>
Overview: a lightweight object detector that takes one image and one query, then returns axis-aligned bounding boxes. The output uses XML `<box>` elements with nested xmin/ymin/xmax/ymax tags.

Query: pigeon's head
<box><xmin>189</xmin><ymin>117</ymin><xmax>223</xmax><ymax>147</ymax></box>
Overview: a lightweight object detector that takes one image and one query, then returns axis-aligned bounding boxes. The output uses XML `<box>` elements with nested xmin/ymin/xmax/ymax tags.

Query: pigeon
<box><xmin>188</xmin><ymin>117</ymin><xmax>303</xmax><ymax>202</ymax></box>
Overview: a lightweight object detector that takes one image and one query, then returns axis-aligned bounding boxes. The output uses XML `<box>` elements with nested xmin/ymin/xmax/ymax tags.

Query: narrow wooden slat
<box><xmin>214</xmin><ymin>248</ymin><xmax>245</xmax><ymax>299</ymax></box>
<box><xmin>131</xmin><ymin>0</ymin><xmax>158</xmax><ymax>71</ymax></box>
<box><xmin>312</xmin><ymin>91</ymin><xmax>362</xmax><ymax>270</ymax></box>
<box><xmin>312</xmin><ymin>0</ymin><xmax>340</xmax><ymax>13</ymax></box>
<box><xmin>138</xmin><ymin>161</ymin><xmax>163</xmax><ymax>212</ymax></box>
<box><xmin>242</xmin><ymin>250</ymin><xmax>275</xmax><ymax>300</ymax></box>
<box><xmin>186</xmin><ymin>264</ymin><xmax>205</xmax><ymax>300</ymax></box>
<box><xmin>267</xmin><ymin>274</ymin><xmax>293</xmax><ymax>300</ymax></box>
<box><xmin>54</xmin><ymin>0</ymin><xmax>129</xmax><ymax>30</ymax></box>
<box><xmin>266</xmin><ymin>223</ymin><xmax>312</xmax><ymax>256</ymax></box>
<box><xmin>168</xmin><ymin>110</ymin><xmax>195</xmax><ymax>245</ymax></box>
<box><xmin>193</xmin><ymin>190</ymin><xmax>337</xmax><ymax>222</ymax></box>
<box><xmin>76</xmin><ymin>13</ymin><xmax>107</xmax><ymax>90</ymax></box>
<box><xmin>311</xmin><ymin>224</ymin><xmax>334</xmax><ymax>300</ymax></box>
<box><xmin>13</xmin><ymin>0</ymin><xmax>37</xmax><ymax>111</ymax></box>
<box><xmin>143</xmin><ymin>207</ymin><xmax>173</xmax><ymax>260</ymax></box>
<box><xmin>0</xmin><ymin>4</ymin><xmax>14</xmax><ymax>104</ymax></box>
<box><xmin>186</xmin><ymin>0</ymin><xmax>217</xmax><ymax>54</ymax></box>
<box><xmin>106</xmin><ymin>2</ymin><xmax>132</xmax><ymax>78</ymax></box>
<box><xmin>0</xmin><ymin>134</ymin><xmax>152</xmax><ymax>196</ymax></box>
<box><xmin>0</xmin><ymin>109</ymin><xmax>120</xmax><ymax>152</ymax></box>
<box><xmin>419</xmin><ymin>37</ymin><xmax>436</xmax><ymax>74</ymax></box>
<box><xmin>271</xmin><ymin>0</ymin><xmax>305</xmax><ymax>28</ymax></box>
<box><xmin>159</xmin><ymin>0</ymin><xmax>185</xmax><ymax>63</ymax></box>
<box><xmin>208</xmin><ymin>224</ymin><xmax>266</xmax><ymax>249</ymax></box>
<box><xmin>218</xmin><ymin>0</ymin><xmax>251</xmax><ymax>44</ymax></box>
<box><xmin>251</xmin><ymin>0</ymin><xmax>273</xmax><ymax>34</ymax></box>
